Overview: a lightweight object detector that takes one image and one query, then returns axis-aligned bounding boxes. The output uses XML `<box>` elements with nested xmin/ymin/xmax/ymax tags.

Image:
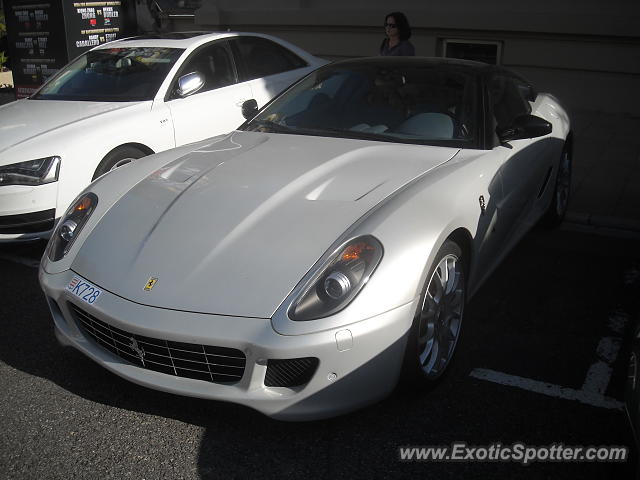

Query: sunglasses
<box><xmin>384</xmin><ymin>23</ymin><xmax>397</xmax><ymax>28</ymax></box>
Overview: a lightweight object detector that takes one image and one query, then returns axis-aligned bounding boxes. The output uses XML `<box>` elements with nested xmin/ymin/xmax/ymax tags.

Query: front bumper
<box><xmin>40</xmin><ymin>268</ymin><xmax>415</xmax><ymax>420</ymax></box>
<box><xmin>0</xmin><ymin>182</ymin><xmax>58</xmax><ymax>241</ymax></box>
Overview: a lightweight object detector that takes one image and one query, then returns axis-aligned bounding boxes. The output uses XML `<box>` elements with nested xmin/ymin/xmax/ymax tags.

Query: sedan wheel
<box><xmin>92</xmin><ymin>145</ymin><xmax>147</xmax><ymax>181</ymax></box>
<box><xmin>108</xmin><ymin>157</ymin><xmax>136</xmax><ymax>171</ymax></box>
<box><xmin>403</xmin><ymin>240</ymin><xmax>466</xmax><ymax>385</ymax></box>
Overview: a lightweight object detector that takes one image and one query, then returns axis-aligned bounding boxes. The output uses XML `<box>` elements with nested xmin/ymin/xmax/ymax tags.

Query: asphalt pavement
<box><xmin>1</xmin><ymin>227</ymin><xmax>638</xmax><ymax>479</ymax></box>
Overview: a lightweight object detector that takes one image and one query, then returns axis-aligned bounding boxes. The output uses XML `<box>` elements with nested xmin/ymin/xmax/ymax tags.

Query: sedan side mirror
<box><xmin>497</xmin><ymin>114</ymin><xmax>552</xmax><ymax>142</ymax></box>
<box><xmin>176</xmin><ymin>71</ymin><xmax>205</xmax><ymax>98</ymax></box>
<box><xmin>241</xmin><ymin>99</ymin><xmax>258</xmax><ymax>119</ymax></box>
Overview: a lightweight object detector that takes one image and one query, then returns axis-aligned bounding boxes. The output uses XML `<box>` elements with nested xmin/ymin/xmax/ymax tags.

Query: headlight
<box><xmin>47</xmin><ymin>192</ymin><xmax>98</xmax><ymax>261</ymax></box>
<box><xmin>289</xmin><ymin>235</ymin><xmax>383</xmax><ymax>321</ymax></box>
<box><xmin>0</xmin><ymin>156</ymin><xmax>61</xmax><ymax>186</ymax></box>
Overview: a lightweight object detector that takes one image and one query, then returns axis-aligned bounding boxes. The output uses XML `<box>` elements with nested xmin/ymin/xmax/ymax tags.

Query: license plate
<box><xmin>66</xmin><ymin>275</ymin><xmax>102</xmax><ymax>305</ymax></box>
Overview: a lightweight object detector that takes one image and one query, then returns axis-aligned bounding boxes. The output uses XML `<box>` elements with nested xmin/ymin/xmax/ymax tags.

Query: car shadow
<box><xmin>1</xmin><ymin>225</ymin><xmax>637</xmax><ymax>479</ymax></box>
<box><xmin>0</xmin><ymin>242</ymin><xmax>490</xmax><ymax>477</ymax></box>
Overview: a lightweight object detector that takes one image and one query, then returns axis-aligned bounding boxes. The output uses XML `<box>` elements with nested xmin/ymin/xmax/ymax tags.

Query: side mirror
<box><xmin>497</xmin><ymin>114</ymin><xmax>552</xmax><ymax>142</ymax></box>
<box><xmin>176</xmin><ymin>72</ymin><xmax>205</xmax><ymax>98</ymax></box>
<box><xmin>241</xmin><ymin>99</ymin><xmax>258</xmax><ymax>119</ymax></box>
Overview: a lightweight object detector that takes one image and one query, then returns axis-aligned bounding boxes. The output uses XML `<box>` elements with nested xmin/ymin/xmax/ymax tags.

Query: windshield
<box><xmin>33</xmin><ymin>47</ymin><xmax>184</xmax><ymax>102</ymax></box>
<box><xmin>242</xmin><ymin>63</ymin><xmax>478</xmax><ymax>147</ymax></box>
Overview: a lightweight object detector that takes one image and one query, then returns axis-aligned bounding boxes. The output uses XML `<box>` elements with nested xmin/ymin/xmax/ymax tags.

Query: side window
<box><xmin>230</xmin><ymin>37</ymin><xmax>307</xmax><ymax>81</ymax></box>
<box><xmin>275</xmin><ymin>72</ymin><xmax>353</xmax><ymax>122</ymax></box>
<box><xmin>173</xmin><ymin>41</ymin><xmax>236</xmax><ymax>96</ymax></box>
<box><xmin>514</xmin><ymin>80</ymin><xmax>536</xmax><ymax>105</ymax></box>
<box><xmin>489</xmin><ymin>74</ymin><xmax>532</xmax><ymax>132</ymax></box>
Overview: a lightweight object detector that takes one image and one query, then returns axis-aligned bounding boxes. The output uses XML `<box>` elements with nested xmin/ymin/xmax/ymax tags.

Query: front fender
<box><xmin>270</xmin><ymin>150</ymin><xmax>498</xmax><ymax>336</ymax></box>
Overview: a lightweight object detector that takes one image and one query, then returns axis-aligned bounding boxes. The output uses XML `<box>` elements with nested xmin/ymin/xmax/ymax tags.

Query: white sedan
<box><xmin>40</xmin><ymin>57</ymin><xmax>571</xmax><ymax>420</ymax></box>
<box><xmin>0</xmin><ymin>31</ymin><xmax>325</xmax><ymax>241</ymax></box>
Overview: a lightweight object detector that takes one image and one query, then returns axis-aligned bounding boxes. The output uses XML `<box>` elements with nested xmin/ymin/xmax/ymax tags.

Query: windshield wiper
<box><xmin>244</xmin><ymin>123</ymin><xmax>463</xmax><ymax>147</ymax></box>
<box><xmin>246</xmin><ymin>120</ymin><xmax>296</xmax><ymax>134</ymax></box>
<box><xmin>310</xmin><ymin>127</ymin><xmax>395</xmax><ymax>142</ymax></box>
<box><xmin>291</xmin><ymin>127</ymin><xmax>462</xmax><ymax>147</ymax></box>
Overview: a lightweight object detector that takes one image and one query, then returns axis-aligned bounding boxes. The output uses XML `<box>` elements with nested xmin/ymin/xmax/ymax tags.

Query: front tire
<box><xmin>402</xmin><ymin>240</ymin><xmax>466</xmax><ymax>386</ymax></box>
<box><xmin>92</xmin><ymin>146</ymin><xmax>147</xmax><ymax>181</ymax></box>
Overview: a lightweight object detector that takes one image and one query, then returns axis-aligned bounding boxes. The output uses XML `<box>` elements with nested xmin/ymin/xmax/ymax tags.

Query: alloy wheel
<box><xmin>417</xmin><ymin>253</ymin><xmax>464</xmax><ymax>379</ymax></box>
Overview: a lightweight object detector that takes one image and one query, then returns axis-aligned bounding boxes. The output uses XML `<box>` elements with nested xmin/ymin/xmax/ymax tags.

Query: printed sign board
<box><xmin>3</xmin><ymin>0</ymin><xmax>128</xmax><ymax>98</ymax></box>
<box><xmin>62</xmin><ymin>1</ymin><xmax>124</xmax><ymax>60</ymax></box>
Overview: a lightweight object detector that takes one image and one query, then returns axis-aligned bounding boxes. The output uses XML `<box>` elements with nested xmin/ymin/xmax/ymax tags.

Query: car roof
<box><xmin>94</xmin><ymin>31</ymin><xmax>283</xmax><ymax>50</ymax></box>
<box><xmin>92</xmin><ymin>31</ymin><xmax>322</xmax><ymax>65</ymax></box>
<box><xmin>327</xmin><ymin>56</ymin><xmax>495</xmax><ymax>73</ymax></box>
<box><xmin>322</xmin><ymin>57</ymin><xmax>532</xmax><ymax>86</ymax></box>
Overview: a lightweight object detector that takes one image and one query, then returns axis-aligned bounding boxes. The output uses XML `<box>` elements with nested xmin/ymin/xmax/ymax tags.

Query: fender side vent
<box><xmin>537</xmin><ymin>166</ymin><xmax>553</xmax><ymax>199</ymax></box>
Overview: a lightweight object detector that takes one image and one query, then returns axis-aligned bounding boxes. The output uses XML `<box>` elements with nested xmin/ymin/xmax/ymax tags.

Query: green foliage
<box><xmin>0</xmin><ymin>12</ymin><xmax>6</xmax><ymax>70</ymax></box>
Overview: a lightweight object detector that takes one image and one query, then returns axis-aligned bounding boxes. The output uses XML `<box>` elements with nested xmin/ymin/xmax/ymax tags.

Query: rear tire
<box><xmin>402</xmin><ymin>240</ymin><xmax>466</xmax><ymax>388</ymax></box>
<box><xmin>92</xmin><ymin>146</ymin><xmax>147</xmax><ymax>181</ymax></box>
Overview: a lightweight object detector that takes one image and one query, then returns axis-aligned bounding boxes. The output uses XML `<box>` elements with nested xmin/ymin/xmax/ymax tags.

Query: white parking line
<box><xmin>471</xmin><ymin>268</ymin><xmax>634</xmax><ymax>411</ymax></box>
<box><xmin>582</xmin><ymin>311</ymin><xmax>628</xmax><ymax>396</ymax></box>
<box><xmin>470</xmin><ymin>368</ymin><xmax>624</xmax><ymax>410</ymax></box>
<box><xmin>581</xmin><ymin>358</ymin><xmax>617</xmax><ymax>396</ymax></box>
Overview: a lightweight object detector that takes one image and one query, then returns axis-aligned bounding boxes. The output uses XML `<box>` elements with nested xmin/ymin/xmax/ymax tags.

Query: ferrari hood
<box><xmin>73</xmin><ymin>131</ymin><xmax>458</xmax><ymax>318</ymax></box>
<box><xmin>0</xmin><ymin>99</ymin><xmax>144</xmax><ymax>156</ymax></box>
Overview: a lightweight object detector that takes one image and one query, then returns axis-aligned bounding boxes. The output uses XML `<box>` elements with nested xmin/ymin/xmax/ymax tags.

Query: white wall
<box><xmin>168</xmin><ymin>0</ymin><xmax>640</xmax><ymax>115</ymax></box>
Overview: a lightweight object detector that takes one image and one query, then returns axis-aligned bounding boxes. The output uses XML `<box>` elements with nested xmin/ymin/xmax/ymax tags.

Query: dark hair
<box><xmin>385</xmin><ymin>11</ymin><xmax>411</xmax><ymax>41</ymax></box>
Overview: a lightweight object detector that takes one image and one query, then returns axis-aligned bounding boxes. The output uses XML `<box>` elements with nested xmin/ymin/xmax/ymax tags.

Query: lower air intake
<box><xmin>264</xmin><ymin>357</ymin><xmax>319</xmax><ymax>387</ymax></box>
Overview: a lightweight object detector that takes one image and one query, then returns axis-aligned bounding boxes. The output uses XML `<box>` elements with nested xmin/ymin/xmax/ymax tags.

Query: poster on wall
<box><xmin>4</xmin><ymin>1</ymin><xmax>69</xmax><ymax>98</ymax></box>
<box><xmin>61</xmin><ymin>1</ymin><xmax>124</xmax><ymax>60</ymax></box>
<box><xmin>3</xmin><ymin>0</ymin><xmax>128</xmax><ymax>98</ymax></box>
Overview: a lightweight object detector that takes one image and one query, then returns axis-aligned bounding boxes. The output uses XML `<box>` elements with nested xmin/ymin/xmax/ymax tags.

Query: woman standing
<box><xmin>380</xmin><ymin>12</ymin><xmax>415</xmax><ymax>56</ymax></box>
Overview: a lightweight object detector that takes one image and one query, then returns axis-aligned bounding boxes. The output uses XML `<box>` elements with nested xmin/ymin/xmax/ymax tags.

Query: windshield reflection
<box><xmin>33</xmin><ymin>47</ymin><xmax>184</xmax><ymax>102</ymax></box>
<box><xmin>243</xmin><ymin>63</ymin><xmax>478</xmax><ymax>147</ymax></box>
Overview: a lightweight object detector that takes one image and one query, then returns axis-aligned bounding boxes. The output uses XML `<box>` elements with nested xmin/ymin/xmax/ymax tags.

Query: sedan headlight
<box><xmin>47</xmin><ymin>192</ymin><xmax>98</xmax><ymax>261</ymax></box>
<box><xmin>0</xmin><ymin>156</ymin><xmax>61</xmax><ymax>186</ymax></box>
<box><xmin>289</xmin><ymin>235</ymin><xmax>383</xmax><ymax>321</ymax></box>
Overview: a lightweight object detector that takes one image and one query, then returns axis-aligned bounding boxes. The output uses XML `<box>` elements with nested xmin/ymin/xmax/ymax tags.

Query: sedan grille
<box><xmin>0</xmin><ymin>208</ymin><xmax>55</xmax><ymax>234</ymax></box>
<box><xmin>69</xmin><ymin>303</ymin><xmax>246</xmax><ymax>384</ymax></box>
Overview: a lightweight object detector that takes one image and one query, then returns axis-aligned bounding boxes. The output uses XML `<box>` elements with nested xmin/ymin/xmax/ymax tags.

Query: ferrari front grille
<box><xmin>69</xmin><ymin>303</ymin><xmax>246</xmax><ymax>384</ymax></box>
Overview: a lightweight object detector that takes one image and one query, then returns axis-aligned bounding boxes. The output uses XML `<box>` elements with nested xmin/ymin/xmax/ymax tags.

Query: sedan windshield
<box><xmin>33</xmin><ymin>47</ymin><xmax>184</xmax><ymax>101</ymax></box>
<box><xmin>243</xmin><ymin>62</ymin><xmax>478</xmax><ymax>147</ymax></box>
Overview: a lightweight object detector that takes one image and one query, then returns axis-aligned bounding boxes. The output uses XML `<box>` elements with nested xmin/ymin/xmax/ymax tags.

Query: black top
<box><xmin>380</xmin><ymin>39</ymin><xmax>415</xmax><ymax>56</ymax></box>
